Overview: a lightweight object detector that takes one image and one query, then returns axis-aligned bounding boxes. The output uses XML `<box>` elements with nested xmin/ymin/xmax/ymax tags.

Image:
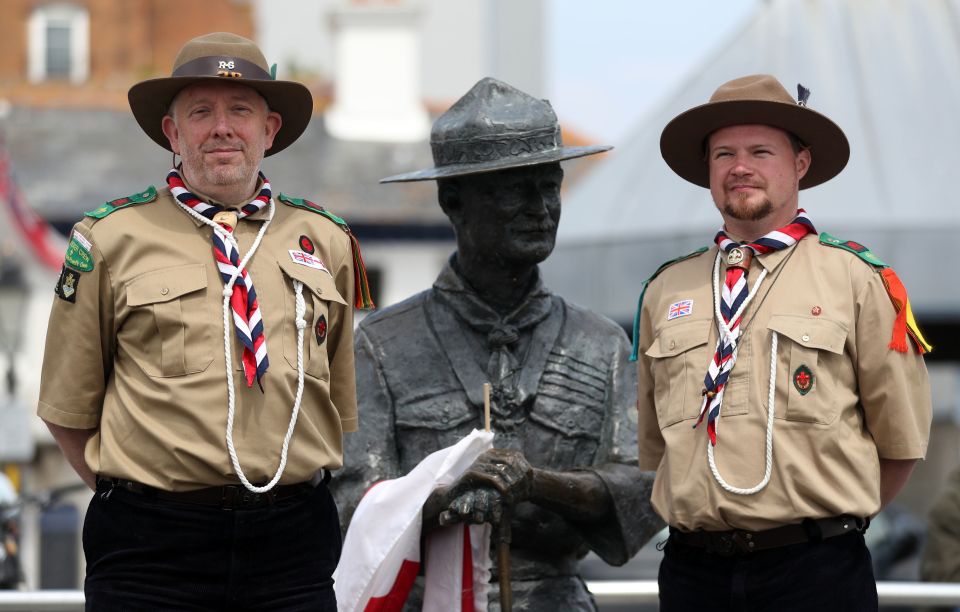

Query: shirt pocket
<box><xmin>125</xmin><ymin>264</ymin><xmax>213</xmax><ymax>377</ymax></box>
<box><xmin>277</xmin><ymin>259</ymin><xmax>347</xmax><ymax>381</ymax></box>
<box><xmin>645</xmin><ymin>318</ymin><xmax>712</xmax><ymax>428</ymax></box>
<box><xmin>766</xmin><ymin>314</ymin><xmax>848</xmax><ymax>425</ymax></box>
<box><xmin>394</xmin><ymin>391</ymin><xmax>475</xmax><ymax>468</ymax></box>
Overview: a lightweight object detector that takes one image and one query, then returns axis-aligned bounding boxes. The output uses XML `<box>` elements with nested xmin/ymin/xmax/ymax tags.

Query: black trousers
<box><xmin>83</xmin><ymin>480</ymin><xmax>341</xmax><ymax>611</ymax></box>
<box><xmin>659</xmin><ymin>530</ymin><xmax>878</xmax><ymax>612</ymax></box>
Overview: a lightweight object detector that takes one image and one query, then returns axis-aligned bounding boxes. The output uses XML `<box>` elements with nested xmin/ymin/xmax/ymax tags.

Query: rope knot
<box><xmin>487</xmin><ymin>326</ymin><xmax>519</xmax><ymax>348</ymax></box>
<box><xmin>223</xmin><ymin>286</ymin><xmax>234</xmax><ymax>298</ymax></box>
<box><xmin>295</xmin><ymin>317</ymin><xmax>307</xmax><ymax>330</ymax></box>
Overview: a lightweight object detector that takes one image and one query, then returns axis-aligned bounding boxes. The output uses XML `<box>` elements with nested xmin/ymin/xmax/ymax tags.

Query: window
<box><xmin>27</xmin><ymin>4</ymin><xmax>90</xmax><ymax>84</ymax></box>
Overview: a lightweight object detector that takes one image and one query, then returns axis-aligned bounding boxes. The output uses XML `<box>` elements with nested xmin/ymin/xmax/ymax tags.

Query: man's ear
<box><xmin>263</xmin><ymin>111</ymin><xmax>282</xmax><ymax>151</ymax></box>
<box><xmin>161</xmin><ymin>115</ymin><xmax>181</xmax><ymax>154</ymax></box>
<box><xmin>796</xmin><ymin>148</ymin><xmax>812</xmax><ymax>181</ymax></box>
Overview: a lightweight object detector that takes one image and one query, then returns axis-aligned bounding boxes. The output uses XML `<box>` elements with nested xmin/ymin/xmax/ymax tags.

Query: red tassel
<box><xmin>881</xmin><ymin>268</ymin><xmax>909</xmax><ymax>353</ymax></box>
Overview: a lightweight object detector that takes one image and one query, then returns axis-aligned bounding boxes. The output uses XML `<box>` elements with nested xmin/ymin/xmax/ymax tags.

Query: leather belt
<box><xmin>97</xmin><ymin>477</ymin><xmax>317</xmax><ymax>510</ymax></box>
<box><xmin>669</xmin><ymin>515</ymin><xmax>867</xmax><ymax>556</ymax></box>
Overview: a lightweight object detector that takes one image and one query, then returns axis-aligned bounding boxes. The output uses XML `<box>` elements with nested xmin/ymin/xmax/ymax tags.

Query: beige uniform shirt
<box><xmin>636</xmin><ymin>234</ymin><xmax>931</xmax><ymax>531</ymax></box>
<box><xmin>38</xmin><ymin>186</ymin><xmax>358</xmax><ymax>491</ymax></box>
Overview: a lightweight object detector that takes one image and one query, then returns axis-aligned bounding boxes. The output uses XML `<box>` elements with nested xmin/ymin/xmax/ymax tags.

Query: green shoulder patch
<box><xmin>630</xmin><ymin>246</ymin><xmax>709</xmax><ymax>361</ymax></box>
<box><xmin>64</xmin><ymin>232</ymin><xmax>94</xmax><ymax>272</ymax></box>
<box><xmin>818</xmin><ymin>232</ymin><xmax>887</xmax><ymax>268</ymax></box>
<box><xmin>85</xmin><ymin>186</ymin><xmax>157</xmax><ymax>219</ymax></box>
<box><xmin>278</xmin><ymin>193</ymin><xmax>350</xmax><ymax>230</ymax></box>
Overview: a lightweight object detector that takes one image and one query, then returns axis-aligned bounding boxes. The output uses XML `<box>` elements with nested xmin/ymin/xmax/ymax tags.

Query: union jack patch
<box><xmin>667</xmin><ymin>299</ymin><xmax>693</xmax><ymax>320</ymax></box>
<box><xmin>289</xmin><ymin>250</ymin><xmax>328</xmax><ymax>273</ymax></box>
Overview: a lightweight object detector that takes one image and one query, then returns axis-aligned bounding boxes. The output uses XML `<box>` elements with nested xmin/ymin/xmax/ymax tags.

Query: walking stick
<box><xmin>483</xmin><ymin>383</ymin><xmax>512</xmax><ymax>612</ymax></box>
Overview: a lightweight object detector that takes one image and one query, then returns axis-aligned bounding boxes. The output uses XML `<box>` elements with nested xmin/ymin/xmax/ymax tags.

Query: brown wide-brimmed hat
<box><xmin>128</xmin><ymin>32</ymin><xmax>313</xmax><ymax>156</ymax></box>
<box><xmin>380</xmin><ymin>77</ymin><xmax>611</xmax><ymax>183</ymax></box>
<box><xmin>660</xmin><ymin>74</ymin><xmax>849</xmax><ymax>189</ymax></box>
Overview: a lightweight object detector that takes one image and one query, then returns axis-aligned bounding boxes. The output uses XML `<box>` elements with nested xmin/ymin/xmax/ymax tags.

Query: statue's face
<box><xmin>452</xmin><ymin>163</ymin><xmax>563</xmax><ymax>266</ymax></box>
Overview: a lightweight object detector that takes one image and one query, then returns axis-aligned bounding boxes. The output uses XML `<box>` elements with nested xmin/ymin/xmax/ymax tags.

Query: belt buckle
<box><xmin>730</xmin><ymin>531</ymin><xmax>755</xmax><ymax>553</ymax></box>
<box><xmin>711</xmin><ymin>534</ymin><xmax>738</xmax><ymax>556</ymax></box>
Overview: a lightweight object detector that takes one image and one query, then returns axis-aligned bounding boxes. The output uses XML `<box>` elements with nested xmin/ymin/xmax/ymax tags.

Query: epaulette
<box><xmin>85</xmin><ymin>186</ymin><xmax>157</xmax><ymax>219</ymax></box>
<box><xmin>278</xmin><ymin>193</ymin><xmax>374</xmax><ymax>310</ymax></box>
<box><xmin>630</xmin><ymin>246</ymin><xmax>709</xmax><ymax>361</ymax></box>
<box><xmin>819</xmin><ymin>232</ymin><xmax>931</xmax><ymax>354</ymax></box>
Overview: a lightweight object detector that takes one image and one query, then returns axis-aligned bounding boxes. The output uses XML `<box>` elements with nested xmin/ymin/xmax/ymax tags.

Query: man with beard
<box><xmin>331</xmin><ymin>77</ymin><xmax>662</xmax><ymax>610</ymax></box>
<box><xmin>634</xmin><ymin>74</ymin><xmax>932</xmax><ymax>611</ymax></box>
<box><xmin>37</xmin><ymin>32</ymin><xmax>369</xmax><ymax>610</ymax></box>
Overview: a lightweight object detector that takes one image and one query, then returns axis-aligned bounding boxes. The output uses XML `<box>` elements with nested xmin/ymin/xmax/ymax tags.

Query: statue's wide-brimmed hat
<box><xmin>128</xmin><ymin>32</ymin><xmax>313</xmax><ymax>156</ymax></box>
<box><xmin>660</xmin><ymin>74</ymin><xmax>849</xmax><ymax>189</ymax></box>
<box><xmin>381</xmin><ymin>77</ymin><xmax>611</xmax><ymax>183</ymax></box>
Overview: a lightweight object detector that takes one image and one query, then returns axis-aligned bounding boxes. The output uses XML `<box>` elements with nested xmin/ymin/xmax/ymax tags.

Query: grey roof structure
<box><xmin>544</xmin><ymin>0</ymin><xmax>960</xmax><ymax>323</ymax></box>
<box><xmin>2</xmin><ymin>106</ymin><xmax>443</xmax><ymax>229</ymax></box>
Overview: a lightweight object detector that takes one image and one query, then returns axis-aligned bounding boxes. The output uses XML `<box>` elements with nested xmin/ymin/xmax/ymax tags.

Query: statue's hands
<box><xmin>441</xmin><ymin>448</ymin><xmax>534</xmax><ymax>524</ymax></box>
<box><xmin>439</xmin><ymin>488</ymin><xmax>505</xmax><ymax>526</ymax></box>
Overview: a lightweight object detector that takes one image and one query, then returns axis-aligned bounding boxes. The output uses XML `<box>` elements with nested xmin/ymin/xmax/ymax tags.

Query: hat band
<box><xmin>172</xmin><ymin>56</ymin><xmax>273</xmax><ymax>81</ymax></box>
<box><xmin>431</xmin><ymin>127</ymin><xmax>561</xmax><ymax>166</ymax></box>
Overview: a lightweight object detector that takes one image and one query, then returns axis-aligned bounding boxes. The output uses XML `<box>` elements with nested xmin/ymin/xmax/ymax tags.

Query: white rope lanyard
<box><xmin>706</xmin><ymin>251</ymin><xmax>777</xmax><ymax>496</ymax></box>
<box><xmin>177</xmin><ymin>199</ymin><xmax>307</xmax><ymax>494</ymax></box>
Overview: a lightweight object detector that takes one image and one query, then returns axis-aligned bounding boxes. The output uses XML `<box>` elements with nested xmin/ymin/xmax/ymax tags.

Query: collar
<box><xmin>432</xmin><ymin>256</ymin><xmax>554</xmax><ymax>336</ymax></box>
<box><xmin>176</xmin><ymin>174</ymin><xmax>270</xmax><ymax>227</ymax></box>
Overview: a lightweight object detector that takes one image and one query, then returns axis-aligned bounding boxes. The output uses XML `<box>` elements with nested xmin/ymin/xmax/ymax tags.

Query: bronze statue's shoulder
<box><xmin>84</xmin><ymin>186</ymin><xmax>158</xmax><ymax>220</ymax></box>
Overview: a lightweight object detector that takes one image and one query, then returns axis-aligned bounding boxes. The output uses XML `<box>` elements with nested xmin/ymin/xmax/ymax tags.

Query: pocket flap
<box><xmin>126</xmin><ymin>264</ymin><xmax>208</xmax><ymax>306</ymax></box>
<box><xmin>645</xmin><ymin>318</ymin><xmax>712</xmax><ymax>358</ymax></box>
<box><xmin>767</xmin><ymin>314</ymin><xmax>848</xmax><ymax>354</ymax></box>
<box><xmin>278</xmin><ymin>259</ymin><xmax>347</xmax><ymax>306</ymax></box>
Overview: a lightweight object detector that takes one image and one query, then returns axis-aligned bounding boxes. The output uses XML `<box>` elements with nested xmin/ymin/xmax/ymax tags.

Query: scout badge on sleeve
<box><xmin>298</xmin><ymin>235</ymin><xmax>315</xmax><ymax>254</ymax></box>
<box><xmin>64</xmin><ymin>231</ymin><xmax>94</xmax><ymax>272</ymax></box>
<box><xmin>55</xmin><ymin>267</ymin><xmax>81</xmax><ymax>303</ymax></box>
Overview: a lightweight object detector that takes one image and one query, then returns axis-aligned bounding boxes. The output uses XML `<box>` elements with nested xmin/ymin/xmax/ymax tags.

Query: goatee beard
<box><xmin>723</xmin><ymin>197</ymin><xmax>773</xmax><ymax>221</ymax></box>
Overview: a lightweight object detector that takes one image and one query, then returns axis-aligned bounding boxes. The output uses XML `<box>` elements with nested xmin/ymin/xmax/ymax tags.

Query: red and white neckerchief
<box><xmin>167</xmin><ymin>168</ymin><xmax>270</xmax><ymax>388</ymax></box>
<box><xmin>695</xmin><ymin>209</ymin><xmax>816</xmax><ymax>446</ymax></box>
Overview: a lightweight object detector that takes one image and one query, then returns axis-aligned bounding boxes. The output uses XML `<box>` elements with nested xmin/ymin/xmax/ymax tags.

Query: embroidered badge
<box><xmin>299</xmin><ymin>235</ymin><xmax>315</xmax><ymax>254</ymax></box>
<box><xmin>289</xmin><ymin>250</ymin><xmax>328</xmax><ymax>273</ymax></box>
<box><xmin>64</xmin><ymin>232</ymin><xmax>94</xmax><ymax>272</ymax></box>
<box><xmin>793</xmin><ymin>364</ymin><xmax>814</xmax><ymax>395</ymax></box>
<box><xmin>55</xmin><ymin>267</ymin><xmax>80</xmax><ymax>303</ymax></box>
<box><xmin>315</xmin><ymin>315</ymin><xmax>327</xmax><ymax>346</ymax></box>
<box><xmin>667</xmin><ymin>299</ymin><xmax>693</xmax><ymax>321</ymax></box>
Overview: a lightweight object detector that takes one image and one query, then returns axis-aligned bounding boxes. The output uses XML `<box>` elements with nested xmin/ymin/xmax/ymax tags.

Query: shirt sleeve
<box><xmin>854</xmin><ymin>270</ymin><xmax>932</xmax><ymax>459</ymax></box>
<box><xmin>327</xmin><ymin>231</ymin><xmax>358</xmax><ymax>433</ymax></box>
<box><xmin>37</xmin><ymin>223</ymin><xmax>115</xmax><ymax>429</ymax></box>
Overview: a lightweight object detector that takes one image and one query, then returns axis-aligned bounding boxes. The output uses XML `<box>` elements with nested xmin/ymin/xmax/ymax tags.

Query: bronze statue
<box><xmin>330</xmin><ymin>78</ymin><xmax>663</xmax><ymax>611</ymax></box>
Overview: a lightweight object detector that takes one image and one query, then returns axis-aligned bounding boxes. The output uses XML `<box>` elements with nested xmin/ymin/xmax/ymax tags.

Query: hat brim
<box><xmin>660</xmin><ymin>100</ymin><xmax>849</xmax><ymax>189</ymax></box>
<box><xmin>128</xmin><ymin>76</ymin><xmax>313</xmax><ymax>157</ymax></box>
<box><xmin>380</xmin><ymin>145</ymin><xmax>612</xmax><ymax>183</ymax></box>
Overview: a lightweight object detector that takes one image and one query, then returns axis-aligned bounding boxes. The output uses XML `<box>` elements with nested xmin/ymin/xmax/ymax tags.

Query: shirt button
<box><xmin>160</xmin><ymin>287</ymin><xmax>169</xmax><ymax>296</ymax></box>
<box><xmin>801</xmin><ymin>334</ymin><xmax>810</xmax><ymax>342</ymax></box>
<box><xmin>669</xmin><ymin>340</ymin><xmax>676</xmax><ymax>349</ymax></box>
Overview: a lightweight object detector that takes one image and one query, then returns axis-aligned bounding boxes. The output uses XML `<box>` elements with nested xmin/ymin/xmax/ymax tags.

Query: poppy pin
<box><xmin>299</xmin><ymin>235</ymin><xmax>315</xmax><ymax>254</ymax></box>
<box><xmin>793</xmin><ymin>364</ymin><xmax>814</xmax><ymax>395</ymax></box>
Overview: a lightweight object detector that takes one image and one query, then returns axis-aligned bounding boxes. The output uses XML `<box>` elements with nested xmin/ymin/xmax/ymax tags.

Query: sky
<box><xmin>546</xmin><ymin>0</ymin><xmax>757</xmax><ymax>145</ymax></box>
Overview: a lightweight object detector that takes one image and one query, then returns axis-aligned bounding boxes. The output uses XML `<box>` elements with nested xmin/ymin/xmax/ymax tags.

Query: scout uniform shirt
<box><xmin>38</xmin><ymin>183</ymin><xmax>358</xmax><ymax>491</ymax></box>
<box><xmin>635</xmin><ymin>233</ymin><xmax>931</xmax><ymax>532</ymax></box>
